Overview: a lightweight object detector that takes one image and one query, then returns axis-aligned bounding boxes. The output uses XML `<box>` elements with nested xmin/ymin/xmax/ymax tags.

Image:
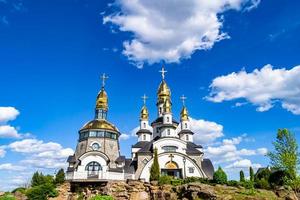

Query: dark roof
<box><xmin>178</xmin><ymin>130</ymin><xmax>195</xmax><ymax>135</ymax></box>
<box><xmin>202</xmin><ymin>159</ymin><xmax>214</xmax><ymax>179</ymax></box>
<box><xmin>132</xmin><ymin>141</ymin><xmax>150</xmax><ymax>148</ymax></box>
<box><xmin>108</xmin><ymin>167</ymin><xmax>123</xmax><ymax>173</ymax></box>
<box><xmin>124</xmin><ymin>159</ymin><xmax>137</xmax><ymax>174</ymax></box>
<box><xmin>187</xmin><ymin>142</ymin><xmax>202</xmax><ymax>148</ymax></box>
<box><xmin>137</xmin><ymin>141</ymin><xmax>154</xmax><ymax>153</ymax></box>
<box><xmin>136</xmin><ymin>129</ymin><xmax>152</xmax><ymax>135</ymax></box>
<box><xmin>115</xmin><ymin>156</ymin><xmax>125</xmax><ymax>163</ymax></box>
<box><xmin>67</xmin><ymin>167</ymin><xmax>74</xmax><ymax>172</ymax></box>
<box><xmin>151</xmin><ymin>117</ymin><xmax>179</xmax><ymax>126</ymax></box>
<box><xmin>67</xmin><ymin>155</ymin><xmax>76</xmax><ymax>163</ymax></box>
<box><xmin>186</xmin><ymin>143</ymin><xmax>202</xmax><ymax>154</ymax></box>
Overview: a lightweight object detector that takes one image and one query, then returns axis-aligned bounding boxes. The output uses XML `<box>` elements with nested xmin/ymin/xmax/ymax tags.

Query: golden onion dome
<box><xmin>80</xmin><ymin>119</ymin><xmax>119</xmax><ymax>133</ymax></box>
<box><xmin>164</xmin><ymin>99</ymin><xmax>172</xmax><ymax>113</ymax></box>
<box><xmin>157</xmin><ymin>80</ymin><xmax>171</xmax><ymax>103</ymax></box>
<box><xmin>140</xmin><ymin>106</ymin><xmax>149</xmax><ymax>120</ymax></box>
<box><xmin>180</xmin><ymin>106</ymin><xmax>189</xmax><ymax>121</ymax></box>
<box><xmin>96</xmin><ymin>87</ymin><xmax>108</xmax><ymax>110</ymax></box>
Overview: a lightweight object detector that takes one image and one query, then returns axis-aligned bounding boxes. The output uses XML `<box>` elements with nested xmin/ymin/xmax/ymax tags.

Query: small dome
<box><xmin>164</xmin><ymin>99</ymin><xmax>172</xmax><ymax>113</ymax></box>
<box><xmin>140</xmin><ymin>106</ymin><xmax>149</xmax><ymax>120</ymax></box>
<box><xmin>180</xmin><ymin>106</ymin><xmax>189</xmax><ymax>121</ymax></box>
<box><xmin>157</xmin><ymin>80</ymin><xmax>171</xmax><ymax>103</ymax></box>
<box><xmin>80</xmin><ymin>119</ymin><xmax>119</xmax><ymax>133</ymax></box>
<box><xmin>96</xmin><ymin>88</ymin><xmax>108</xmax><ymax>110</ymax></box>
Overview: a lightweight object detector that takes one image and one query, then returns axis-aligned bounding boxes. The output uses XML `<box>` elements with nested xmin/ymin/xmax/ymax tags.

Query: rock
<box><xmin>150</xmin><ymin>181</ymin><xmax>158</xmax><ymax>186</ymax></box>
<box><xmin>13</xmin><ymin>191</ymin><xmax>27</xmax><ymax>200</ymax></box>
<box><xmin>285</xmin><ymin>191</ymin><xmax>298</xmax><ymax>200</ymax></box>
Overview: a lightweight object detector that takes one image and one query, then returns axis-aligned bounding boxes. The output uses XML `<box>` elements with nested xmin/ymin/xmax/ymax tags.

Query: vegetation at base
<box><xmin>89</xmin><ymin>195</ymin><xmax>114</xmax><ymax>200</ymax></box>
<box><xmin>150</xmin><ymin>148</ymin><xmax>160</xmax><ymax>181</ymax></box>
<box><xmin>249</xmin><ymin>167</ymin><xmax>254</xmax><ymax>182</ymax></box>
<box><xmin>55</xmin><ymin>168</ymin><xmax>65</xmax><ymax>185</ymax></box>
<box><xmin>0</xmin><ymin>193</ymin><xmax>16</xmax><ymax>200</ymax></box>
<box><xmin>213</xmin><ymin>167</ymin><xmax>227</xmax><ymax>184</ymax></box>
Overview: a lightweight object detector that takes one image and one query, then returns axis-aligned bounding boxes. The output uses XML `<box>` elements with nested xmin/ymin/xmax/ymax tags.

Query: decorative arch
<box><xmin>165</xmin><ymin>161</ymin><xmax>178</xmax><ymax>169</ymax></box>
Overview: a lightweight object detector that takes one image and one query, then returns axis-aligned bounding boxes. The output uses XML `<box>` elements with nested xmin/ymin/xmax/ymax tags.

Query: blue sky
<box><xmin>0</xmin><ymin>0</ymin><xmax>300</xmax><ymax>190</ymax></box>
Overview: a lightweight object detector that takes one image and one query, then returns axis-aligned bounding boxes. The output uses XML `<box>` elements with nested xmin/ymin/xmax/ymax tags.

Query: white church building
<box><xmin>66</xmin><ymin>66</ymin><xmax>214</xmax><ymax>182</ymax></box>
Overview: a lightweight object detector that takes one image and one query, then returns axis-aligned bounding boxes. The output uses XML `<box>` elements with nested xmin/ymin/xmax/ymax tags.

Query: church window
<box><xmin>167</xmin><ymin>117</ymin><xmax>170</xmax><ymax>122</ymax></box>
<box><xmin>80</xmin><ymin>144</ymin><xmax>84</xmax><ymax>150</ymax></box>
<box><xmin>162</xmin><ymin>146</ymin><xmax>178</xmax><ymax>152</ymax></box>
<box><xmin>92</xmin><ymin>142</ymin><xmax>100</xmax><ymax>150</ymax></box>
<box><xmin>142</xmin><ymin>158</ymin><xmax>148</xmax><ymax>164</ymax></box>
<box><xmin>185</xmin><ymin>123</ymin><xmax>187</xmax><ymax>128</ymax></box>
<box><xmin>85</xmin><ymin>161</ymin><xmax>102</xmax><ymax>177</ymax></box>
<box><xmin>97</xmin><ymin>131</ymin><xmax>104</xmax><ymax>137</ymax></box>
<box><xmin>167</xmin><ymin>129</ymin><xmax>170</xmax><ymax>135</ymax></box>
<box><xmin>143</xmin><ymin>123</ymin><xmax>146</xmax><ymax>128</ymax></box>
<box><xmin>159</xmin><ymin>107</ymin><xmax>162</xmax><ymax>114</ymax></box>
<box><xmin>90</xmin><ymin>131</ymin><xmax>97</xmax><ymax>137</ymax></box>
<box><xmin>143</xmin><ymin>134</ymin><xmax>146</xmax><ymax>140</ymax></box>
<box><xmin>188</xmin><ymin>167</ymin><xmax>194</xmax><ymax>173</ymax></box>
<box><xmin>156</xmin><ymin>128</ymin><xmax>159</xmax><ymax>133</ymax></box>
<box><xmin>186</xmin><ymin>134</ymin><xmax>189</xmax><ymax>141</ymax></box>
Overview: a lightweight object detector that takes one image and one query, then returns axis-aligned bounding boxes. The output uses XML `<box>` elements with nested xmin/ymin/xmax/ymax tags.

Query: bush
<box><xmin>171</xmin><ymin>179</ymin><xmax>183</xmax><ymax>186</ymax></box>
<box><xmin>287</xmin><ymin>176</ymin><xmax>300</xmax><ymax>193</ymax></box>
<box><xmin>0</xmin><ymin>193</ymin><xmax>16</xmax><ymax>200</ymax></box>
<box><xmin>268</xmin><ymin>170</ymin><xmax>291</xmax><ymax>188</ymax></box>
<box><xmin>89</xmin><ymin>195</ymin><xmax>114</xmax><ymax>200</ymax></box>
<box><xmin>55</xmin><ymin>168</ymin><xmax>65</xmax><ymax>185</ymax></box>
<box><xmin>240</xmin><ymin>170</ymin><xmax>245</xmax><ymax>182</ymax></box>
<box><xmin>26</xmin><ymin>183</ymin><xmax>58</xmax><ymax>200</ymax></box>
<box><xmin>11</xmin><ymin>187</ymin><xmax>26</xmax><ymax>194</ymax></box>
<box><xmin>254</xmin><ymin>178</ymin><xmax>270</xmax><ymax>189</ymax></box>
<box><xmin>227</xmin><ymin>180</ymin><xmax>240</xmax><ymax>187</ymax></box>
<box><xmin>158</xmin><ymin>175</ymin><xmax>172</xmax><ymax>185</ymax></box>
<box><xmin>241</xmin><ymin>180</ymin><xmax>254</xmax><ymax>190</ymax></box>
<box><xmin>254</xmin><ymin>168</ymin><xmax>271</xmax><ymax>189</ymax></box>
<box><xmin>150</xmin><ymin>148</ymin><xmax>160</xmax><ymax>181</ymax></box>
<box><xmin>213</xmin><ymin>167</ymin><xmax>227</xmax><ymax>184</ymax></box>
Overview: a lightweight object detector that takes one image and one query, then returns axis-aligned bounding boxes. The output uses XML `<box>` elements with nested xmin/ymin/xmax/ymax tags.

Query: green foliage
<box><xmin>26</xmin><ymin>171</ymin><xmax>58</xmax><ymax>200</ymax></box>
<box><xmin>239</xmin><ymin>170</ymin><xmax>245</xmax><ymax>182</ymax></box>
<box><xmin>254</xmin><ymin>178</ymin><xmax>270</xmax><ymax>189</ymax></box>
<box><xmin>0</xmin><ymin>193</ymin><xmax>16</xmax><ymax>200</ymax></box>
<box><xmin>241</xmin><ymin>180</ymin><xmax>254</xmax><ymax>189</ymax></box>
<box><xmin>55</xmin><ymin>168</ymin><xmax>65</xmax><ymax>185</ymax></box>
<box><xmin>254</xmin><ymin>168</ymin><xmax>271</xmax><ymax>189</ymax></box>
<box><xmin>89</xmin><ymin>195</ymin><xmax>114</xmax><ymax>200</ymax></box>
<box><xmin>286</xmin><ymin>176</ymin><xmax>300</xmax><ymax>193</ymax></box>
<box><xmin>158</xmin><ymin>175</ymin><xmax>172</xmax><ymax>185</ymax></box>
<box><xmin>183</xmin><ymin>177</ymin><xmax>210</xmax><ymax>184</ymax></box>
<box><xmin>267</xmin><ymin>129</ymin><xmax>299</xmax><ymax>180</ymax></box>
<box><xmin>268</xmin><ymin>170</ymin><xmax>291</xmax><ymax>188</ymax></box>
<box><xmin>227</xmin><ymin>180</ymin><xmax>240</xmax><ymax>187</ymax></box>
<box><xmin>213</xmin><ymin>167</ymin><xmax>227</xmax><ymax>184</ymax></box>
<box><xmin>170</xmin><ymin>179</ymin><xmax>183</xmax><ymax>186</ymax></box>
<box><xmin>249</xmin><ymin>167</ymin><xmax>254</xmax><ymax>182</ymax></box>
<box><xmin>11</xmin><ymin>187</ymin><xmax>26</xmax><ymax>194</ymax></box>
<box><xmin>150</xmin><ymin>148</ymin><xmax>160</xmax><ymax>181</ymax></box>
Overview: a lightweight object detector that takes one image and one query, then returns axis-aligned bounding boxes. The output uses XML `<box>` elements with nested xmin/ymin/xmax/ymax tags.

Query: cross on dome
<box><xmin>101</xmin><ymin>73</ymin><xmax>109</xmax><ymax>88</ymax></box>
<box><xmin>180</xmin><ymin>95</ymin><xmax>187</xmax><ymax>106</ymax></box>
<box><xmin>141</xmin><ymin>94</ymin><xmax>148</xmax><ymax>105</ymax></box>
<box><xmin>159</xmin><ymin>66</ymin><xmax>167</xmax><ymax>80</ymax></box>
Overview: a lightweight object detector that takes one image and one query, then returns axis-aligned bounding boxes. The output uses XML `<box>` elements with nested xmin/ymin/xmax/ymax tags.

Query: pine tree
<box><xmin>213</xmin><ymin>166</ymin><xmax>227</xmax><ymax>184</ymax></box>
<box><xmin>150</xmin><ymin>148</ymin><xmax>160</xmax><ymax>181</ymax></box>
<box><xmin>55</xmin><ymin>168</ymin><xmax>65</xmax><ymax>185</ymax></box>
<box><xmin>249</xmin><ymin>166</ymin><xmax>254</xmax><ymax>182</ymax></box>
<box><xmin>31</xmin><ymin>172</ymin><xmax>44</xmax><ymax>187</ymax></box>
<box><xmin>240</xmin><ymin>170</ymin><xmax>245</xmax><ymax>182</ymax></box>
<box><xmin>268</xmin><ymin>129</ymin><xmax>299</xmax><ymax>179</ymax></box>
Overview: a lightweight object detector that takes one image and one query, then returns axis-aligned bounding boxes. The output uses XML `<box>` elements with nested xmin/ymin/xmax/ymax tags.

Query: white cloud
<box><xmin>0</xmin><ymin>125</ymin><xmax>21</xmax><ymax>138</ymax></box>
<box><xmin>190</xmin><ymin>117</ymin><xmax>224</xmax><ymax>143</ymax></box>
<box><xmin>103</xmin><ymin>0</ymin><xmax>260</xmax><ymax>67</ymax></box>
<box><xmin>9</xmin><ymin>139</ymin><xmax>61</xmax><ymax>153</ymax></box>
<box><xmin>0</xmin><ymin>163</ymin><xmax>25</xmax><ymax>171</ymax></box>
<box><xmin>119</xmin><ymin>133</ymin><xmax>130</xmax><ymax>140</ymax></box>
<box><xmin>225</xmin><ymin>159</ymin><xmax>262</xmax><ymax>169</ymax></box>
<box><xmin>0</xmin><ymin>147</ymin><xmax>6</xmax><ymax>158</ymax></box>
<box><xmin>257</xmin><ymin>147</ymin><xmax>268</xmax><ymax>155</ymax></box>
<box><xmin>207</xmin><ymin>65</ymin><xmax>300</xmax><ymax>115</ymax></box>
<box><xmin>0</xmin><ymin>107</ymin><xmax>19</xmax><ymax>124</ymax></box>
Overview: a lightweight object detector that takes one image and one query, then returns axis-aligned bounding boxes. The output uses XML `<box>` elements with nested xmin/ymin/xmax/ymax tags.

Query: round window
<box><xmin>92</xmin><ymin>143</ymin><xmax>100</xmax><ymax>150</ymax></box>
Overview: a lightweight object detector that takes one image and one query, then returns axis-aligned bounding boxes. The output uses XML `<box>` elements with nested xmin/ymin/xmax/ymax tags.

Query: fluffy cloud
<box><xmin>225</xmin><ymin>159</ymin><xmax>262</xmax><ymax>169</ymax></box>
<box><xmin>104</xmin><ymin>0</ymin><xmax>260</xmax><ymax>67</ymax></box>
<box><xmin>207</xmin><ymin>65</ymin><xmax>300</xmax><ymax>114</ymax></box>
<box><xmin>8</xmin><ymin>139</ymin><xmax>74</xmax><ymax>169</ymax></box>
<box><xmin>0</xmin><ymin>107</ymin><xmax>19</xmax><ymax>123</ymax></box>
<box><xmin>0</xmin><ymin>147</ymin><xmax>6</xmax><ymax>158</ymax></box>
<box><xmin>119</xmin><ymin>133</ymin><xmax>130</xmax><ymax>140</ymax></box>
<box><xmin>0</xmin><ymin>125</ymin><xmax>21</xmax><ymax>138</ymax></box>
<box><xmin>0</xmin><ymin>163</ymin><xmax>26</xmax><ymax>171</ymax></box>
<box><xmin>190</xmin><ymin>117</ymin><xmax>224</xmax><ymax>143</ymax></box>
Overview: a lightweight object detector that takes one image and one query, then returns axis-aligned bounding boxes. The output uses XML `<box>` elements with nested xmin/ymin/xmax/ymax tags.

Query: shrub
<box><xmin>249</xmin><ymin>167</ymin><xmax>254</xmax><ymax>182</ymax></box>
<box><xmin>286</xmin><ymin>176</ymin><xmax>300</xmax><ymax>193</ymax></box>
<box><xmin>268</xmin><ymin>170</ymin><xmax>291</xmax><ymax>188</ymax></box>
<box><xmin>11</xmin><ymin>187</ymin><xmax>26</xmax><ymax>194</ymax></box>
<box><xmin>240</xmin><ymin>170</ymin><xmax>245</xmax><ymax>182</ymax></box>
<box><xmin>26</xmin><ymin>183</ymin><xmax>58</xmax><ymax>200</ymax></box>
<box><xmin>89</xmin><ymin>195</ymin><xmax>114</xmax><ymax>200</ymax></box>
<box><xmin>171</xmin><ymin>179</ymin><xmax>183</xmax><ymax>186</ymax></box>
<box><xmin>254</xmin><ymin>178</ymin><xmax>270</xmax><ymax>189</ymax></box>
<box><xmin>227</xmin><ymin>180</ymin><xmax>239</xmax><ymax>187</ymax></box>
<box><xmin>183</xmin><ymin>176</ymin><xmax>199</xmax><ymax>183</ymax></box>
<box><xmin>158</xmin><ymin>175</ymin><xmax>172</xmax><ymax>185</ymax></box>
<box><xmin>0</xmin><ymin>193</ymin><xmax>16</xmax><ymax>200</ymax></box>
<box><xmin>213</xmin><ymin>167</ymin><xmax>227</xmax><ymax>184</ymax></box>
<box><xmin>241</xmin><ymin>180</ymin><xmax>254</xmax><ymax>189</ymax></box>
<box><xmin>55</xmin><ymin>168</ymin><xmax>65</xmax><ymax>185</ymax></box>
<box><xmin>150</xmin><ymin>148</ymin><xmax>160</xmax><ymax>181</ymax></box>
<box><xmin>254</xmin><ymin>168</ymin><xmax>271</xmax><ymax>189</ymax></box>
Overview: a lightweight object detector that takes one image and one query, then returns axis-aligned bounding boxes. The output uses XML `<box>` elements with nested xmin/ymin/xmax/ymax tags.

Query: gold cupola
<box><xmin>180</xmin><ymin>106</ymin><xmax>189</xmax><ymax>121</ymax></box>
<box><xmin>157</xmin><ymin>66</ymin><xmax>171</xmax><ymax>104</ymax></box>
<box><xmin>164</xmin><ymin>98</ymin><xmax>172</xmax><ymax>113</ymax></box>
<box><xmin>140</xmin><ymin>106</ymin><xmax>149</xmax><ymax>120</ymax></box>
<box><xmin>96</xmin><ymin>74</ymin><xmax>109</xmax><ymax>111</ymax></box>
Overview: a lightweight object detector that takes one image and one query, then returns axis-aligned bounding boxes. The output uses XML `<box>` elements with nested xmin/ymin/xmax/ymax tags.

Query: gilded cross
<box><xmin>101</xmin><ymin>73</ymin><xmax>109</xmax><ymax>88</ymax></box>
<box><xmin>141</xmin><ymin>94</ymin><xmax>148</xmax><ymax>105</ymax></box>
<box><xmin>169</xmin><ymin>154</ymin><xmax>174</xmax><ymax>162</ymax></box>
<box><xmin>180</xmin><ymin>95</ymin><xmax>187</xmax><ymax>106</ymax></box>
<box><xmin>159</xmin><ymin>66</ymin><xmax>167</xmax><ymax>80</ymax></box>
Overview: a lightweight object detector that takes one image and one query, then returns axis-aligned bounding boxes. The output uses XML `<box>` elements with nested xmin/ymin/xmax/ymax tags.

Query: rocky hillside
<box><xmin>49</xmin><ymin>180</ymin><xmax>299</xmax><ymax>200</ymax></box>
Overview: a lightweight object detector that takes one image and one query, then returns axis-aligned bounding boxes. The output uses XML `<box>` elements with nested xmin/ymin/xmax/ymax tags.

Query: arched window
<box><xmin>85</xmin><ymin>161</ymin><xmax>102</xmax><ymax>177</ymax></box>
<box><xmin>167</xmin><ymin>129</ymin><xmax>170</xmax><ymax>135</ymax></box>
<box><xmin>185</xmin><ymin>123</ymin><xmax>187</xmax><ymax>129</ymax></box>
<box><xmin>143</xmin><ymin>123</ymin><xmax>146</xmax><ymax>128</ymax></box>
<box><xmin>143</xmin><ymin>134</ymin><xmax>146</xmax><ymax>141</ymax></box>
<box><xmin>186</xmin><ymin>134</ymin><xmax>189</xmax><ymax>141</ymax></box>
<box><xmin>167</xmin><ymin>117</ymin><xmax>170</xmax><ymax>122</ymax></box>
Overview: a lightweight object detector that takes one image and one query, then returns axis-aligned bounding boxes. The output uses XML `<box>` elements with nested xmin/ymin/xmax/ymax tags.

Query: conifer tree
<box><xmin>150</xmin><ymin>148</ymin><xmax>160</xmax><ymax>181</ymax></box>
<box><xmin>213</xmin><ymin>166</ymin><xmax>227</xmax><ymax>184</ymax></box>
<box><xmin>55</xmin><ymin>168</ymin><xmax>65</xmax><ymax>185</ymax></box>
<box><xmin>249</xmin><ymin>166</ymin><xmax>254</xmax><ymax>182</ymax></box>
<box><xmin>240</xmin><ymin>170</ymin><xmax>245</xmax><ymax>182</ymax></box>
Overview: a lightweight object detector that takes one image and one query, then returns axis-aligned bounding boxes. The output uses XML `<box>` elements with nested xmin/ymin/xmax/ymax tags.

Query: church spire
<box><xmin>157</xmin><ymin>65</ymin><xmax>171</xmax><ymax>116</ymax></box>
<box><xmin>180</xmin><ymin>95</ymin><xmax>188</xmax><ymax>121</ymax></box>
<box><xmin>95</xmin><ymin>73</ymin><xmax>109</xmax><ymax>119</ymax></box>
<box><xmin>140</xmin><ymin>94</ymin><xmax>149</xmax><ymax>121</ymax></box>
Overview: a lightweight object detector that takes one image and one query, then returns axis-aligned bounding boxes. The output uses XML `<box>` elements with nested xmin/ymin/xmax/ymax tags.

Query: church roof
<box><xmin>135</xmin><ymin>129</ymin><xmax>152</xmax><ymax>135</ymax></box>
<box><xmin>67</xmin><ymin>155</ymin><xmax>76</xmax><ymax>163</ymax></box>
<box><xmin>186</xmin><ymin>142</ymin><xmax>203</xmax><ymax>154</ymax></box>
<box><xmin>151</xmin><ymin>116</ymin><xmax>179</xmax><ymax>126</ymax></box>
<box><xmin>201</xmin><ymin>159</ymin><xmax>214</xmax><ymax>179</ymax></box>
<box><xmin>115</xmin><ymin>156</ymin><xmax>126</xmax><ymax>163</ymax></box>
<box><xmin>80</xmin><ymin>119</ymin><xmax>119</xmax><ymax>133</ymax></box>
<box><xmin>178</xmin><ymin>129</ymin><xmax>195</xmax><ymax>135</ymax></box>
<box><xmin>124</xmin><ymin>159</ymin><xmax>137</xmax><ymax>174</ymax></box>
<box><xmin>132</xmin><ymin>141</ymin><xmax>150</xmax><ymax>148</ymax></box>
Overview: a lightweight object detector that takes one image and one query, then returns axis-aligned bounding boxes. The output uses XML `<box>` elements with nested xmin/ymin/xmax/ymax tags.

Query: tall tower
<box><xmin>95</xmin><ymin>73</ymin><xmax>109</xmax><ymax>120</ymax></box>
<box><xmin>178</xmin><ymin>95</ymin><xmax>194</xmax><ymax>142</ymax></box>
<box><xmin>157</xmin><ymin>66</ymin><xmax>171</xmax><ymax>117</ymax></box>
<box><xmin>136</xmin><ymin>94</ymin><xmax>152</xmax><ymax>142</ymax></box>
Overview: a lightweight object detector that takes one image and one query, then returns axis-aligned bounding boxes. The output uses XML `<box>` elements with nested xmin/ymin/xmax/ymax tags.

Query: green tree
<box><xmin>31</xmin><ymin>172</ymin><xmax>44</xmax><ymax>187</ymax></box>
<box><xmin>213</xmin><ymin>167</ymin><xmax>227</xmax><ymax>184</ymax></box>
<box><xmin>150</xmin><ymin>148</ymin><xmax>160</xmax><ymax>181</ymax></box>
<box><xmin>267</xmin><ymin>129</ymin><xmax>299</xmax><ymax>179</ymax></box>
<box><xmin>249</xmin><ymin>167</ymin><xmax>254</xmax><ymax>182</ymax></box>
<box><xmin>240</xmin><ymin>170</ymin><xmax>245</xmax><ymax>182</ymax></box>
<box><xmin>55</xmin><ymin>168</ymin><xmax>65</xmax><ymax>185</ymax></box>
